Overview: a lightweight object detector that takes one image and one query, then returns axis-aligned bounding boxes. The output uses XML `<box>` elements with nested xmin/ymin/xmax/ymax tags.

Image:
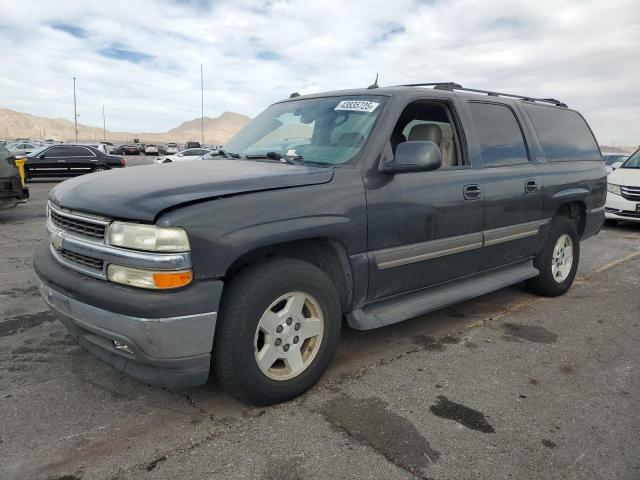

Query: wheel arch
<box><xmin>223</xmin><ymin>237</ymin><xmax>354</xmax><ymax>313</ymax></box>
<box><xmin>554</xmin><ymin>200</ymin><xmax>586</xmax><ymax>236</ymax></box>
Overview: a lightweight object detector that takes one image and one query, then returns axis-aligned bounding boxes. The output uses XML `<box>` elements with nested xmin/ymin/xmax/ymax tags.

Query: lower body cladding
<box><xmin>33</xmin><ymin>243</ymin><xmax>222</xmax><ymax>388</ymax></box>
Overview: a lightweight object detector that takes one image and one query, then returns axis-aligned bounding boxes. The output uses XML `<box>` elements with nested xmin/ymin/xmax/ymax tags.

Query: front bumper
<box><xmin>605</xmin><ymin>192</ymin><xmax>640</xmax><ymax>222</ymax></box>
<box><xmin>34</xmin><ymin>242</ymin><xmax>223</xmax><ymax>388</ymax></box>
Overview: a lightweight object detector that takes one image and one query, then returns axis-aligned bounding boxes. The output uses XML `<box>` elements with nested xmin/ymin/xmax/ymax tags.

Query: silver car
<box><xmin>6</xmin><ymin>141</ymin><xmax>38</xmax><ymax>157</ymax></box>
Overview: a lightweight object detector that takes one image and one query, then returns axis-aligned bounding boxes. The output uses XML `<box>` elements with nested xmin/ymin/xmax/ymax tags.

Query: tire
<box><xmin>214</xmin><ymin>258</ymin><xmax>342</xmax><ymax>405</ymax></box>
<box><xmin>526</xmin><ymin>216</ymin><xmax>580</xmax><ymax>297</ymax></box>
<box><xmin>92</xmin><ymin>166</ymin><xmax>108</xmax><ymax>173</ymax></box>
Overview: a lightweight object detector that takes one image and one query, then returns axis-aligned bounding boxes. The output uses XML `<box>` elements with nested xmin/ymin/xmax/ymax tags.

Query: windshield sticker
<box><xmin>335</xmin><ymin>100</ymin><xmax>380</xmax><ymax>113</ymax></box>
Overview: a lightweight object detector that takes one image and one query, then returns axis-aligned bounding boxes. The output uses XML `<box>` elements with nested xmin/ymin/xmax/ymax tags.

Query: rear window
<box><xmin>523</xmin><ymin>104</ymin><xmax>600</xmax><ymax>161</ymax></box>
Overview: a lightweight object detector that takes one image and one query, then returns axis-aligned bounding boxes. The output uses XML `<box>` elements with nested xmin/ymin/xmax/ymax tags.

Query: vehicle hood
<box><xmin>49</xmin><ymin>159</ymin><xmax>334</xmax><ymax>221</ymax></box>
<box><xmin>609</xmin><ymin>167</ymin><xmax>640</xmax><ymax>187</ymax></box>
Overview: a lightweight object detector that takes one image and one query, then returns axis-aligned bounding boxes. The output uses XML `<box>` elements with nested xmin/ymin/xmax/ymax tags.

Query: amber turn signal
<box><xmin>152</xmin><ymin>270</ymin><xmax>193</xmax><ymax>289</ymax></box>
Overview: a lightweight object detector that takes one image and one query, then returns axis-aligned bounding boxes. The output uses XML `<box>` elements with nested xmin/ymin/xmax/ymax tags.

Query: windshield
<box><xmin>622</xmin><ymin>149</ymin><xmax>640</xmax><ymax>169</ymax></box>
<box><xmin>5</xmin><ymin>142</ymin><xmax>19</xmax><ymax>149</ymax></box>
<box><xmin>224</xmin><ymin>95</ymin><xmax>387</xmax><ymax>165</ymax></box>
<box><xmin>27</xmin><ymin>145</ymin><xmax>49</xmax><ymax>157</ymax></box>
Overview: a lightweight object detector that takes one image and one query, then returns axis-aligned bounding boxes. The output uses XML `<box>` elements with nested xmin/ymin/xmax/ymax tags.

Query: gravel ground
<box><xmin>0</xmin><ymin>167</ymin><xmax>639</xmax><ymax>480</ymax></box>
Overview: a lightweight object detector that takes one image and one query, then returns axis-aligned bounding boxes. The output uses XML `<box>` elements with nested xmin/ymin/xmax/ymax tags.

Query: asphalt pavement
<box><xmin>0</xmin><ymin>165</ymin><xmax>639</xmax><ymax>480</ymax></box>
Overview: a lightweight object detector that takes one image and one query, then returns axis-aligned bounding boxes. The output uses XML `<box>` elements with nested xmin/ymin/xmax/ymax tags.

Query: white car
<box><xmin>165</xmin><ymin>143</ymin><xmax>179</xmax><ymax>155</ymax></box>
<box><xmin>6</xmin><ymin>141</ymin><xmax>38</xmax><ymax>157</ymax></box>
<box><xmin>605</xmin><ymin>149</ymin><xmax>640</xmax><ymax>223</ymax></box>
<box><xmin>144</xmin><ymin>144</ymin><xmax>160</xmax><ymax>155</ymax></box>
<box><xmin>154</xmin><ymin>148</ymin><xmax>214</xmax><ymax>164</ymax></box>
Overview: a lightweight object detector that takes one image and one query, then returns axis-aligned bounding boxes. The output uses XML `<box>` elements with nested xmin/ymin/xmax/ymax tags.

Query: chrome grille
<box><xmin>58</xmin><ymin>248</ymin><xmax>104</xmax><ymax>270</ymax></box>
<box><xmin>50</xmin><ymin>208</ymin><xmax>107</xmax><ymax>239</ymax></box>
<box><xmin>621</xmin><ymin>185</ymin><xmax>640</xmax><ymax>201</ymax></box>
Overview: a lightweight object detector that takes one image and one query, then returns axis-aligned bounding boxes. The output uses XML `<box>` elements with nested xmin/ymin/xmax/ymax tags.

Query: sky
<box><xmin>0</xmin><ymin>0</ymin><xmax>638</xmax><ymax>144</ymax></box>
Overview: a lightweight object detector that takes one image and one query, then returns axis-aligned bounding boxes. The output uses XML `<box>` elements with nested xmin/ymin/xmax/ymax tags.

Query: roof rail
<box><xmin>397</xmin><ymin>82</ymin><xmax>568</xmax><ymax>108</ymax></box>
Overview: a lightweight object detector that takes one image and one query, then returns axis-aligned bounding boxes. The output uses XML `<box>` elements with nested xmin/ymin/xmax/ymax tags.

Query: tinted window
<box><xmin>67</xmin><ymin>146</ymin><xmax>93</xmax><ymax>157</ymax></box>
<box><xmin>523</xmin><ymin>104</ymin><xmax>600</xmax><ymax>161</ymax></box>
<box><xmin>468</xmin><ymin>102</ymin><xmax>529</xmax><ymax>166</ymax></box>
<box><xmin>46</xmin><ymin>146</ymin><xmax>68</xmax><ymax>157</ymax></box>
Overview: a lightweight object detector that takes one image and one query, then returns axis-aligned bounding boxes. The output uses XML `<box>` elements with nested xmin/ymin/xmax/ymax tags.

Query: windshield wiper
<box><xmin>245</xmin><ymin>151</ymin><xmax>304</xmax><ymax>165</ymax></box>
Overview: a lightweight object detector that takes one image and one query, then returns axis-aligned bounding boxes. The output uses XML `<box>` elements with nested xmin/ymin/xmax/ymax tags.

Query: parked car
<box><xmin>122</xmin><ymin>145</ymin><xmax>142</xmax><ymax>155</ymax></box>
<box><xmin>5</xmin><ymin>141</ymin><xmax>38</xmax><ymax>156</ymax></box>
<box><xmin>153</xmin><ymin>148</ymin><xmax>214</xmax><ymax>164</ymax></box>
<box><xmin>99</xmin><ymin>141</ymin><xmax>116</xmax><ymax>154</ymax></box>
<box><xmin>144</xmin><ymin>144</ymin><xmax>160</xmax><ymax>155</ymax></box>
<box><xmin>602</xmin><ymin>153</ymin><xmax>628</xmax><ymax>174</ymax></box>
<box><xmin>34</xmin><ymin>82</ymin><xmax>605</xmax><ymax>405</ymax></box>
<box><xmin>604</xmin><ymin>148</ymin><xmax>640</xmax><ymax>223</ymax></box>
<box><xmin>165</xmin><ymin>143</ymin><xmax>180</xmax><ymax>155</ymax></box>
<box><xmin>0</xmin><ymin>145</ymin><xmax>29</xmax><ymax>210</ymax></box>
<box><xmin>24</xmin><ymin>144</ymin><xmax>125</xmax><ymax>179</ymax></box>
<box><xmin>185</xmin><ymin>141</ymin><xmax>201</xmax><ymax>149</ymax></box>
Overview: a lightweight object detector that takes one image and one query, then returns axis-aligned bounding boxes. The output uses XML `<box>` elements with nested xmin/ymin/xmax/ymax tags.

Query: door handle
<box><xmin>57</xmin><ymin>159</ymin><xmax>66</xmax><ymax>162</ymax></box>
<box><xmin>463</xmin><ymin>184</ymin><xmax>482</xmax><ymax>200</ymax></box>
<box><xmin>525</xmin><ymin>179</ymin><xmax>539</xmax><ymax>193</ymax></box>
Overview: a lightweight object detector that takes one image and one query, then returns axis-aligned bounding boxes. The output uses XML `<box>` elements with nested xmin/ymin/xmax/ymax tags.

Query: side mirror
<box><xmin>38</xmin><ymin>154</ymin><xmax>46</xmax><ymax>159</ymax></box>
<box><xmin>381</xmin><ymin>141</ymin><xmax>442</xmax><ymax>174</ymax></box>
<box><xmin>611</xmin><ymin>161</ymin><xmax>623</xmax><ymax>170</ymax></box>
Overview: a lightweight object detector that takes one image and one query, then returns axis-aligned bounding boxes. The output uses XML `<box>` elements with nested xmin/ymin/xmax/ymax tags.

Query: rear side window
<box><xmin>523</xmin><ymin>104</ymin><xmax>600</xmax><ymax>161</ymax></box>
<box><xmin>468</xmin><ymin>102</ymin><xmax>529</xmax><ymax>166</ymax></box>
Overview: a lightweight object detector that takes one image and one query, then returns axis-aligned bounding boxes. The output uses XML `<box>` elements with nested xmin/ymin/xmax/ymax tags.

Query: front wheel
<box><xmin>526</xmin><ymin>216</ymin><xmax>580</xmax><ymax>297</ymax></box>
<box><xmin>214</xmin><ymin>258</ymin><xmax>341</xmax><ymax>405</ymax></box>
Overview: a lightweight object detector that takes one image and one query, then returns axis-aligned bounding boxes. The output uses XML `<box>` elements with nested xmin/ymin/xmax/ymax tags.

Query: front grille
<box><xmin>51</xmin><ymin>209</ymin><xmax>106</xmax><ymax>239</ymax></box>
<box><xmin>621</xmin><ymin>185</ymin><xmax>640</xmax><ymax>201</ymax></box>
<box><xmin>1</xmin><ymin>181</ymin><xmax>13</xmax><ymax>192</ymax></box>
<box><xmin>59</xmin><ymin>248</ymin><xmax>104</xmax><ymax>270</ymax></box>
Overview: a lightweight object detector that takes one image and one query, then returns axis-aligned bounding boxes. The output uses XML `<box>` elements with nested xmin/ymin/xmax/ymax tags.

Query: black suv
<box><xmin>24</xmin><ymin>144</ymin><xmax>125</xmax><ymax>179</ymax></box>
<box><xmin>34</xmin><ymin>83</ymin><xmax>606</xmax><ymax>405</ymax></box>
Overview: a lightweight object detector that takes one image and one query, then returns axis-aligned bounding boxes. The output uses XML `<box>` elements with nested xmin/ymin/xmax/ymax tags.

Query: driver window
<box><xmin>390</xmin><ymin>102</ymin><xmax>462</xmax><ymax>168</ymax></box>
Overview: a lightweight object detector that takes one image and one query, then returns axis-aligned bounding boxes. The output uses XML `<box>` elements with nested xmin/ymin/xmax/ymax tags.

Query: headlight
<box><xmin>607</xmin><ymin>183</ymin><xmax>621</xmax><ymax>195</ymax></box>
<box><xmin>106</xmin><ymin>222</ymin><xmax>190</xmax><ymax>252</ymax></box>
<box><xmin>107</xmin><ymin>264</ymin><xmax>192</xmax><ymax>289</ymax></box>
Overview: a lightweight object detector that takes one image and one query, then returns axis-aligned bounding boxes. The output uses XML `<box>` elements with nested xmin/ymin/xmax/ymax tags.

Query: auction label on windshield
<box><xmin>335</xmin><ymin>100</ymin><xmax>380</xmax><ymax>113</ymax></box>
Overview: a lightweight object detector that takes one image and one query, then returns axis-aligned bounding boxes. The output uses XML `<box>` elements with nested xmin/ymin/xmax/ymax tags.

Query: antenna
<box><xmin>367</xmin><ymin>73</ymin><xmax>379</xmax><ymax>89</ymax></box>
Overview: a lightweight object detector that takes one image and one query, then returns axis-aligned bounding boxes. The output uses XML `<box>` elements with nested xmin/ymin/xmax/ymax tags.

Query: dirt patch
<box><xmin>412</xmin><ymin>335</ymin><xmax>460</xmax><ymax>351</ymax></box>
<box><xmin>429</xmin><ymin>395</ymin><xmax>495</xmax><ymax>433</ymax></box>
<box><xmin>319</xmin><ymin>395</ymin><xmax>440</xmax><ymax>474</ymax></box>
<box><xmin>542</xmin><ymin>439</ymin><xmax>556</xmax><ymax>449</ymax></box>
<box><xmin>501</xmin><ymin>323</ymin><xmax>558</xmax><ymax>344</ymax></box>
<box><xmin>0</xmin><ymin>311</ymin><xmax>57</xmax><ymax>337</ymax></box>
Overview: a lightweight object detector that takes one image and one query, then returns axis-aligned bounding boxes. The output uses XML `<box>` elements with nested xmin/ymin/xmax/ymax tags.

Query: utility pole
<box><xmin>201</xmin><ymin>64</ymin><xmax>204</xmax><ymax>146</ymax></box>
<box><xmin>102</xmin><ymin>105</ymin><xmax>106</xmax><ymax>141</ymax></box>
<box><xmin>73</xmin><ymin>77</ymin><xmax>78</xmax><ymax>142</ymax></box>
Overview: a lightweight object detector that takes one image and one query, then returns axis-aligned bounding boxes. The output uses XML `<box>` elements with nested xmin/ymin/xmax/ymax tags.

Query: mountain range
<box><xmin>0</xmin><ymin>108</ymin><xmax>250</xmax><ymax>145</ymax></box>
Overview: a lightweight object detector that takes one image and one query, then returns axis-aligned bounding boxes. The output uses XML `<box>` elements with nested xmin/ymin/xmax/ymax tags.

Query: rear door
<box><xmin>464</xmin><ymin>101</ymin><xmax>544</xmax><ymax>271</ymax></box>
<box><xmin>66</xmin><ymin>146</ymin><xmax>97</xmax><ymax>175</ymax></box>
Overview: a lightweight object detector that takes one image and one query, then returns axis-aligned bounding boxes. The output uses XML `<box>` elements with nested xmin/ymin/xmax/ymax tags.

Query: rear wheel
<box><xmin>214</xmin><ymin>258</ymin><xmax>341</xmax><ymax>405</ymax></box>
<box><xmin>526</xmin><ymin>216</ymin><xmax>580</xmax><ymax>297</ymax></box>
<box><xmin>92</xmin><ymin>166</ymin><xmax>108</xmax><ymax>173</ymax></box>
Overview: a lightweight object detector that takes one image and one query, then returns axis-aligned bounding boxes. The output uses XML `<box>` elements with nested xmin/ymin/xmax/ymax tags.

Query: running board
<box><xmin>347</xmin><ymin>261</ymin><xmax>539</xmax><ymax>330</ymax></box>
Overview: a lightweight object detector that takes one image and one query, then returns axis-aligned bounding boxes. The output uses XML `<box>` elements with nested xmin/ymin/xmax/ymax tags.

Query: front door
<box><xmin>365</xmin><ymin>99</ymin><xmax>486</xmax><ymax>301</ymax></box>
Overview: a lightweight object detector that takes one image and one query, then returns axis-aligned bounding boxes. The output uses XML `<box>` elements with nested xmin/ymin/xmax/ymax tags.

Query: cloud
<box><xmin>49</xmin><ymin>22</ymin><xmax>88</xmax><ymax>39</ymax></box>
<box><xmin>98</xmin><ymin>45</ymin><xmax>154</xmax><ymax>63</ymax></box>
<box><xmin>0</xmin><ymin>0</ymin><xmax>638</xmax><ymax>144</ymax></box>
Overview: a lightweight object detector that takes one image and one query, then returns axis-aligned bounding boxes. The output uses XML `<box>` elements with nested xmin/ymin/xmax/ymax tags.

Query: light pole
<box><xmin>73</xmin><ymin>77</ymin><xmax>78</xmax><ymax>142</ymax></box>
<box><xmin>102</xmin><ymin>105</ymin><xmax>106</xmax><ymax>141</ymax></box>
<box><xmin>201</xmin><ymin>64</ymin><xmax>204</xmax><ymax>146</ymax></box>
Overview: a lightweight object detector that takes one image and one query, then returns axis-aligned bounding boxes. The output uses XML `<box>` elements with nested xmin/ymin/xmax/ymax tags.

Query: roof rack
<box><xmin>398</xmin><ymin>82</ymin><xmax>568</xmax><ymax>108</ymax></box>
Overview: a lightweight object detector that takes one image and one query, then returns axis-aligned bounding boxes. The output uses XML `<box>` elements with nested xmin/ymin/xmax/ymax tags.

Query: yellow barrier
<box><xmin>14</xmin><ymin>159</ymin><xmax>26</xmax><ymax>187</ymax></box>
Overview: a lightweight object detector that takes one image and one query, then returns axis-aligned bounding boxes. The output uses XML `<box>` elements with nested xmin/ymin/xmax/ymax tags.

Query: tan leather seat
<box><xmin>407</xmin><ymin>123</ymin><xmax>456</xmax><ymax>167</ymax></box>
